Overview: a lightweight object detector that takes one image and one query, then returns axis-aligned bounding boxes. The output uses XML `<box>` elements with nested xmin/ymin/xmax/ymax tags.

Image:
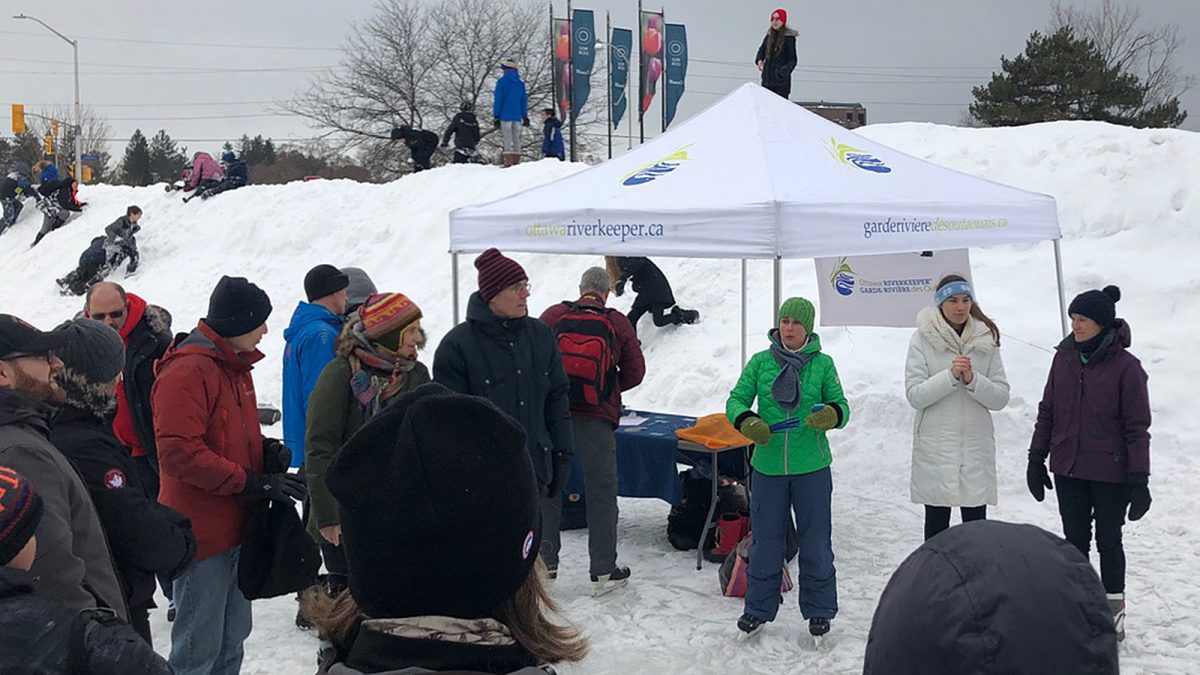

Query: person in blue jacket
<box><xmin>282</xmin><ymin>264</ymin><xmax>349</xmax><ymax>467</ymax></box>
<box><xmin>493</xmin><ymin>58</ymin><xmax>530</xmax><ymax>167</ymax></box>
<box><xmin>540</xmin><ymin>108</ymin><xmax>565</xmax><ymax>161</ymax></box>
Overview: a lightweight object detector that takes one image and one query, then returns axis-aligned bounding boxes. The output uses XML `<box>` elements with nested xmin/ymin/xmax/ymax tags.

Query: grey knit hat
<box><xmin>341</xmin><ymin>267</ymin><xmax>378</xmax><ymax>314</ymax></box>
<box><xmin>53</xmin><ymin>319</ymin><xmax>125</xmax><ymax>416</ymax></box>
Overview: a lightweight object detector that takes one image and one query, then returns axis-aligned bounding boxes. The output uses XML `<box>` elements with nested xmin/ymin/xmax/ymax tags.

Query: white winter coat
<box><xmin>905</xmin><ymin>307</ymin><xmax>1010</xmax><ymax>507</ymax></box>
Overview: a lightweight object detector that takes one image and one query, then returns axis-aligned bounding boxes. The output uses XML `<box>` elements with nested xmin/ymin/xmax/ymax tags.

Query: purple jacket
<box><xmin>1030</xmin><ymin>320</ymin><xmax>1150</xmax><ymax>484</ymax></box>
<box><xmin>184</xmin><ymin>152</ymin><xmax>223</xmax><ymax>190</ymax></box>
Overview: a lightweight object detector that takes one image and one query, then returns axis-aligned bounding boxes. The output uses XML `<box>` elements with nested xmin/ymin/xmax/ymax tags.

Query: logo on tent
<box><xmin>830</xmin><ymin>258</ymin><xmax>856</xmax><ymax>296</ymax></box>
<box><xmin>827</xmin><ymin>138</ymin><xmax>891</xmax><ymax>174</ymax></box>
<box><xmin>622</xmin><ymin>145</ymin><xmax>693</xmax><ymax>186</ymax></box>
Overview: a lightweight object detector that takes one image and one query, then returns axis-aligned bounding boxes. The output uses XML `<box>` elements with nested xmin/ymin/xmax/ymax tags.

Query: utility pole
<box><xmin>14</xmin><ymin>13</ymin><xmax>82</xmax><ymax>183</ymax></box>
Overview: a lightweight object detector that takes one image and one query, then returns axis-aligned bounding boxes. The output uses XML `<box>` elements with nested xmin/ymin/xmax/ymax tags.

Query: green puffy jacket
<box><xmin>726</xmin><ymin>331</ymin><xmax>850</xmax><ymax>476</ymax></box>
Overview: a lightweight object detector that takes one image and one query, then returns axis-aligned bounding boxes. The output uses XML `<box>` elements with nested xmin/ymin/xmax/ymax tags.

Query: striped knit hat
<box><xmin>361</xmin><ymin>293</ymin><xmax>423</xmax><ymax>349</ymax></box>
<box><xmin>0</xmin><ymin>466</ymin><xmax>43</xmax><ymax>566</ymax></box>
<box><xmin>475</xmin><ymin>248</ymin><xmax>528</xmax><ymax>302</ymax></box>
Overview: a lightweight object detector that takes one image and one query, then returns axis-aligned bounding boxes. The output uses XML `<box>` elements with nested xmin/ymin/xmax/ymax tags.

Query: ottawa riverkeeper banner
<box><xmin>815</xmin><ymin>250</ymin><xmax>973</xmax><ymax>327</ymax></box>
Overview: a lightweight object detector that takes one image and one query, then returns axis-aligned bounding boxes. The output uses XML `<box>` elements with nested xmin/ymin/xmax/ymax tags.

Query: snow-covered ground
<box><xmin>1</xmin><ymin>120</ymin><xmax>1198</xmax><ymax>674</ymax></box>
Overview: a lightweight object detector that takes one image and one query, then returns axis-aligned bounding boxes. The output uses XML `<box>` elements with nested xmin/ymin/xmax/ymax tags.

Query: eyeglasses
<box><xmin>90</xmin><ymin>309</ymin><xmax>125</xmax><ymax>322</ymax></box>
<box><xmin>1</xmin><ymin>350</ymin><xmax>54</xmax><ymax>364</ymax></box>
<box><xmin>505</xmin><ymin>282</ymin><xmax>532</xmax><ymax>294</ymax></box>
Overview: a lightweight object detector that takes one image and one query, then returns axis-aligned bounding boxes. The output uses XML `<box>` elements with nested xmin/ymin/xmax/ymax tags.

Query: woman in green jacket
<box><xmin>304</xmin><ymin>292</ymin><xmax>430</xmax><ymax>592</ymax></box>
<box><xmin>727</xmin><ymin>297</ymin><xmax>849</xmax><ymax>641</ymax></box>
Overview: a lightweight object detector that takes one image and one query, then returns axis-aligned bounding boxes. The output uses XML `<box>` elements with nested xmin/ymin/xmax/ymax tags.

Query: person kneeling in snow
<box><xmin>197</xmin><ymin>152</ymin><xmax>249</xmax><ymax>200</ymax></box>
<box><xmin>56</xmin><ymin>232</ymin><xmax>137</xmax><ymax>297</ymax></box>
<box><xmin>390</xmin><ymin>125</ymin><xmax>440</xmax><ymax>173</ymax></box>
<box><xmin>607</xmin><ymin>256</ymin><xmax>699</xmax><ymax>330</ymax></box>
<box><xmin>301</xmin><ymin>383</ymin><xmax>588</xmax><ymax>673</ymax></box>
<box><xmin>181</xmin><ymin>151</ymin><xmax>224</xmax><ymax>200</ymax></box>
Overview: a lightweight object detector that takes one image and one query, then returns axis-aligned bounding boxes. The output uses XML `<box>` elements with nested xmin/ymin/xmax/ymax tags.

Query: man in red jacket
<box><xmin>539</xmin><ymin>266</ymin><xmax>645</xmax><ymax>595</ymax></box>
<box><xmin>152</xmin><ymin>276</ymin><xmax>305</xmax><ymax>675</ymax></box>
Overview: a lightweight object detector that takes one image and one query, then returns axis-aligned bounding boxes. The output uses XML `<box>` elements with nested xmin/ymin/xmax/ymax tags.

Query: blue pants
<box><xmin>170</xmin><ymin>546</ymin><xmax>252</xmax><ymax>675</ymax></box>
<box><xmin>745</xmin><ymin>468</ymin><xmax>837</xmax><ymax>621</ymax></box>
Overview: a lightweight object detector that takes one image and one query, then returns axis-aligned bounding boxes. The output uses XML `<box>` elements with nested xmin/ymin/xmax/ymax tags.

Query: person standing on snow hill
<box><xmin>1027</xmin><ymin>284</ymin><xmax>1150</xmax><ymax>642</ymax></box>
<box><xmin>862</xmin><ymin>521</ymin><xmax>1120</xmax><ymax>675</ymax></box>
<box><xmin>755</xmin><ymin>8</ymin><xmax>799</xmax><ymax>99</ymax></box>
<box><xmin>301</xmin><ymin>384</ymin><xmax>589</xmax><ymax>674</ymax></box>
<box><xmin>390</xmin><ymin>125</ymin><xmax>440</xmax><ymax>173</ymax></box>
<box><xmin>540</xmin><ymin>108</ymin><xmax>565</xmax><ymax>161</ymax></box>
<box><xmin>905</xmin><ymin>275</ymin><xmax>1010</xmax><ymax>541</ymax></box>
<box><xmin>442</xmin><ymin>102</ymin><xmax>482</xmax><ymax>164</ymax></box>
<box><xmin>305</xmin><ymin>293</ymin><xmax>430</xmax><ymax>603</ymax></box>
<box><xmin>726</xmin><ymin>297</ymin><xmax>849</xmax><ymax>641</ymax></box>
<box><xmin>433</xmin><ymin>249</ymin><xmax>575</xmax><ymax>556</ymax></box>
<box><xmin>0</xmin><ymin>466</ymin><xmax>174</xmax><ymax>675</ymax></box>
<box><xmin>31</xmin><ymin>175</ymin><xmax>86</xmax><ymax>247</ymax></box>
<box><xmin>283</xmin><ymin>264</ymin><xmax>350</xmax><ymax>468</ymax></box>
<box><xmin>48</xmin><ymin>319</ymin><xmax>196</xmax><ymax>647</ymax></box>
<box><xmin>0</xmin><ymin>164</ymin><xmax>37</xmax><ymax>236</ymax></box>
<box><xmin>607</xmin><ymin>256</ymin><xmax>699</xmax><ymax>330</ymax></box>
<box><xmin>493</xmin><ymin>58</ymin><xmax>531</xmax><ymax>167</ymax></box>
<box><xmin>152</xmin><ymin>276</ymin><xmax>306</xmax><ymax>675</ymax></box>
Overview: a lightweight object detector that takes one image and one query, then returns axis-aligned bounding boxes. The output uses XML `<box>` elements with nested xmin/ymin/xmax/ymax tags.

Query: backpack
<box><xmin>554</xmin><ymin>302</ymin><xmax>618</xmax><ymax>407</ymax></box>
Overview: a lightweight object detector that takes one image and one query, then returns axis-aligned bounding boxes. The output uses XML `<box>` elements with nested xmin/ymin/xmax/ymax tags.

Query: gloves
<box><xmin>737</xmin><ymin>415</ymin><xmax>772</xmax><ymax>446</ymax></box>
<box><xmin>493</xmin><ymin>117</ymin><xmax>501</xmax><ymax>129</ymax></box>
<box><xmin>262</xmin><ymin>438</ymin><xmax>292</xmax><ymax>472</ymax></box>
<box><xmin>241</xmin><ymin>471</ymin><xmax>307</xmax><ymax>504</ymax></box>
<box><xmin>1128</xmin><ymin>473</ymin><xmax>1151</xmax><ymax>521</ymax></box>
<box><xmin>546</xmin><ymin>453</ymin><xmax>571</xmax><ymax>499</ymax></box>
<box><xmin>1026</xmin><ymin>452</ymin><xmax>1053</xmax><ymax>502</ymax></box>
<box><xmin>613</xmin><ymin>280</ymin><xmax>625</xmax><ymax>297</ymax></box>
<box><xmin>522</xmin><ymin>116</ymin><xmax>531</xmax><ymax>127</ymax></box>
<box><xmin>804</xmin><ymin>404</ymin><xmax>839</xmax><ymax>432</ymax></box>
<box><xmin>125</xmin><ymin>261</ymin><xmax>138</xmax><ymax>275</ymax></box>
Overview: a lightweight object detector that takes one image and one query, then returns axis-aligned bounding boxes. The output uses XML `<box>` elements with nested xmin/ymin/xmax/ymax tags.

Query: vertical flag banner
<box><xmin>610</xmin><ymin>27</ymin><xmax>633</xmax><ymax>129</ymax></box>
<box><xmin>639</xmin><ymin>10</ymin><xmax>665</xmax><ymax>116</ymax></box>
<box><xmin>664</xmin><ymin>23</ymin><xmax>688</xmax><ymax>130</ymax></box>
<box><xmin>814</xmin><ymin>250</ymin><xmax>974</xmax><ymax>327</ymax></box>
<box><xmin>571</xmin><ymin>9</ymin><xmax>595</xmax><ymax>117</ymax></box>
<box><xmin>553</xmin><ymin>18</ymin><xmax>572</xmax><ymax>119</ymax></box>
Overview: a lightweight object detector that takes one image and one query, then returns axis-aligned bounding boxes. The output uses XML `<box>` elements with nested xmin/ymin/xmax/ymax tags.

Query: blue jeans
<box><xmin>169</xmin><ymin>546</ymin><xmax>252</xmax><ymax>675</ymax></box>
<box><xmin>745</xmin><ymin>468</ymin><xmax>837</xmax><ymax>622</ymax></box>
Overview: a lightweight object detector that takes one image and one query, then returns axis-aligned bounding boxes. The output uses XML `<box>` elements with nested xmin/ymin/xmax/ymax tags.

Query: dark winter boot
<box><xmin>737</xmin><ymin>613</ymin><xmax>767</xmax><ymax>639</ymax></box>
<box><xmin>809</xmin><ymin>617</ymin><xmax>831</xmax><ymax>637</ymax></box>
<box><xmin>590</xmin><ymin>566</ymin><xmax>631</xmax><ymax>597</ymax></box>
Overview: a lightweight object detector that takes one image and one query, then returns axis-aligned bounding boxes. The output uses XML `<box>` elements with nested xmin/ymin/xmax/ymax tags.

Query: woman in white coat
<box><xmin>905</xmin><ymin>275</ymin><xmax>1010</xmax><ymax>540</ymax></box>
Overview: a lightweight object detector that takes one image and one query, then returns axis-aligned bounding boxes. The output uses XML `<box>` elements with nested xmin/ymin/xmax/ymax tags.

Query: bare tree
<box><xmin>284</xmin><ymin>0</ymin><xmax>557</xmax><ymax>177</ymax></box>
<box><xmin>31</xmin><ymin>105</ymin><xmax>114</xmax><ymax>182</ymax></box>
<box><xmin>1051</xmin><ymin>0</ymin><xmax>1194</xmax><ymax>121</ymax></box>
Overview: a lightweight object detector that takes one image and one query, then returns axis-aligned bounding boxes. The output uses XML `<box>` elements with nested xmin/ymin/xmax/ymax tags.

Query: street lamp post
<box><xmin>14</xmin><ymin>13</ymin><xmax>82</xmax><ymax>183</ymax></box>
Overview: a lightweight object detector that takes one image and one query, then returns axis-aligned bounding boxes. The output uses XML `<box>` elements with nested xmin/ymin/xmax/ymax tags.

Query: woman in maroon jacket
<box><xmin>1027</xmin><ymin>285</ymin><xmax>1150</xmax><ymax>642</ymax></box>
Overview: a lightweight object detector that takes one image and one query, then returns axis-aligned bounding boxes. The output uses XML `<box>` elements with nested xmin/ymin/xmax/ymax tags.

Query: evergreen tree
<box><xmin>222</xmin><ymin>140</ymin><xmax>235</xmax><ymax>156</ymax></box>
<box><xmin>119</xmin><ymin>130</ymin><xmax>154</xmax><ymax>186</ymax></box>
<box><xmin>148</xmin><ymin>129</ymin><xmax>188</xmax><ymax>184</ymax></box>
<box><xmin>238</xmin><ymin>134</ymin><xmax>277</xmax><ymax>166</ymax></box>
<box><xmin>970</xmin><ymin>27</ymin><xmax>1186</xmax><ymax>128</ymax></box>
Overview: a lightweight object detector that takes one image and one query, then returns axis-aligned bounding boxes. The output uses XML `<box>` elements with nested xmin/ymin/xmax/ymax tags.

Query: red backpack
<box><xmin>554</xmin><ymin>302</ymin><xmax>618</xmax><ymax>407</ymax></box>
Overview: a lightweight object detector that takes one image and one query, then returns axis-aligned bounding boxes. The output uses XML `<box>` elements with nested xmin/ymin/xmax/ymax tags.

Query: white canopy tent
<box><xmin>449</xmin><ymin>83</ymin><xmax>1066</xmax><ymax>360</ymax></box>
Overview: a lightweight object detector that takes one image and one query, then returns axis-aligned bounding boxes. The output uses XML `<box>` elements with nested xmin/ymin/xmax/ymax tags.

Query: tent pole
<box><xmin>740</xmin><ymin>259</ymin><xmax>747</xmax><ymax>367</ymax></box>
<box><xmin>773</xmin><ymin>257</ymin><xmax>782</xmax><ymax>315</ymax></box>
<box><xmin>452</xmin><ymin>253</ymin><xmax>461</xmax><ymax>324</ymax></box>
<box><xmin>1053</xmin><ymin>239</ymin><xmax>1068</xmax><ymax>337</ymax></box>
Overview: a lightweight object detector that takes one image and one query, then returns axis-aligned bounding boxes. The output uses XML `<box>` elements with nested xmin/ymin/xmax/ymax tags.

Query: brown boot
<box><xmin>500</xmin><ymin>153</ymin><xmax>515</xmax><ymax>167</ymax></box>
<box><xmin>510</xmin><ymin>153</ymin><xmax>522</xmax><ymax>166</ymax></box>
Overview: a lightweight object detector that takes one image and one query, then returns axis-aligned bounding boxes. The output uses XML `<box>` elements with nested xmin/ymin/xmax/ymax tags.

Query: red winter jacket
<box><xmin>540</xmin><ymin>294</ymin><xmax>646</xmax><ymax>426</ymax></box>
<box><xmin>152</xmin><ymin>321</ymin><xmax>264</xmax><ymax>561</ymax></box>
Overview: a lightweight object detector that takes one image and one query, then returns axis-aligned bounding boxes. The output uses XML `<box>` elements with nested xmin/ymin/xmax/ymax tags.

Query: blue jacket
<box><xmin>542</xmin><ymin>117</ymin><xmax>565</xmax><ymax>159</ymax></box>
<box><xmin>493</xmin><ymin>69</ymin><xmax>528</xmax><ymax>122</ymax></box>
<box><xmin>281</xmin><ymin>302</ymin><xmax>344</xmax><ymax>467</ymax></box>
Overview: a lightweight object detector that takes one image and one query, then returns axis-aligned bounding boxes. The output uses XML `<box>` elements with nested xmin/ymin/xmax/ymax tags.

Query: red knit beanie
<box><xmin>771</xmin><ymin>8</ymin><xmax>787</xmax><ymax>24</ymax></box>
<box><xmin>475</xmin><ymin>248</ymin><xmax>528</xmax><ymax>302</ymax></box>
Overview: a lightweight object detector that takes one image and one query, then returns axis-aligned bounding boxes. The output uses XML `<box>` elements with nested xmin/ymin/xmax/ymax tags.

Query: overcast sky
<box><xmin>2</xmin><ymin>0</ymin><xmax>1196</xmax><ymax>160</ymax></box>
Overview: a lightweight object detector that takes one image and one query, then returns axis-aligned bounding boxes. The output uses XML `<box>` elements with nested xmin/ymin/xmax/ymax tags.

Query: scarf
<box><xmin>347</xmin><ymin>321</ymin><xmax>416</xmax><ymax>418</ymax></box>
<box><xmin>1075</xmin><ymin>329</ymin><xmax>1112</xmax><ymax>364</ymax></box>
<box><xmin>769</xmin><ymin>332</ymin><xmax>814</xmax><ymax>413</ymax></box>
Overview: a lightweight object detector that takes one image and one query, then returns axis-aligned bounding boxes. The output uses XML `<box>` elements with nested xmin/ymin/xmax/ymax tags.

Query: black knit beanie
<box><xmin>304</xmin><ymin>264</ymin><xmax>350</xmax><ymax>303</ymax></box>
<box><xmin>326</xmin><ymin>383</ymin><xmax>541</xmax><ymax>620</ymax></box>
<box><xmin>1068</xmin><ymin>285</ymin><xmax>1121</xmax><ymax>329</ymax></box>
<box><xmin>0</xmin><ymin>466</ymin><xmax>43</xmax><ymax>566</ymax></box>
<box><xmin>52</xmin><ymin>318</ymin><xmax>126</xmax><ymax>416</ymax></box>
<box><xmin>205</xmin><ymin>276</ymin><xmax>273</xmax><ymax>338</ymax></box>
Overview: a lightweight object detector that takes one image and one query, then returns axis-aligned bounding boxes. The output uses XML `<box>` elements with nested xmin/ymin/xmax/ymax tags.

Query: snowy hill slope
<box><xmin>0</xmin><ymin>122</ymin><xmax>1197</xmax><ymax>674</ymax></box>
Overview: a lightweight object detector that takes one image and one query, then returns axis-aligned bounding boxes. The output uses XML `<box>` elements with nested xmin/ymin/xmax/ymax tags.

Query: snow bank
<box><xmin>1</xmin><ymin>122</ymin><xmax>1196</xmax><ymax>673</ymax></box>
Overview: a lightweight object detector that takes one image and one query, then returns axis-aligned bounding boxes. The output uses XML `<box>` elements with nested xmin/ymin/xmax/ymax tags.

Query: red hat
<box><xmin>771</xmin><ymin>8</ymin><xmax>788</xmax><ymax>24</ymax></box>
<box><xmin>475</xmin><ymin>248</ymin><xmax>528</xmax><ymax>302</ymax></box>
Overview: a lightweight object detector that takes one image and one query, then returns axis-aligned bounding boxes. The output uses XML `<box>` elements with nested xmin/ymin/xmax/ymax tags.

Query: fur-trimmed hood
<box><xmin>916</xmin><ymin>307</ymin><xmax>996</xmax><ymax>356</ymax></box>
<box><xmin>56</xmin><ymin>367</ymin><xmax>117</xmax><ymax>419</ymax></box>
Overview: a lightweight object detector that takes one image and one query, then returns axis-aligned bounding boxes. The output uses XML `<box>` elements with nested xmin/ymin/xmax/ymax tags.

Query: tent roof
<box><xmin>450</xmin><ymin>83</ymin><xmax>1060</xmax><ymax>259</ymax></box>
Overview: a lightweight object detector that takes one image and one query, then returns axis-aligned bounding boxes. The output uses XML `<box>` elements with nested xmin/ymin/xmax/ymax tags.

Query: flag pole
<box><xmin>637</xmin><ymin>0</ymin><xmax>644</xmax><ymax>144</ymax></box>
<box><xmin>606</xmin><ymin>11</ymin><xmax>613</xmax><ymax>159</ymax></box>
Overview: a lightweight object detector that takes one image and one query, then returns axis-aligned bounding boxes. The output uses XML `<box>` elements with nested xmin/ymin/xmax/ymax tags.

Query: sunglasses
<box><xmin>1</xmin><ymin>350</ymin><xmax>54</xmax><ymax>364</ymax></box>
<box><xmin>90</xmin><ymin>309</ymin><xmax>126</xmax><ymax>322</ymax></box>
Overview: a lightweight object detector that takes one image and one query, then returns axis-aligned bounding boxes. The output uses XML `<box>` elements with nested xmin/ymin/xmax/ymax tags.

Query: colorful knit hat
<box><xmin>475</xmin><ymin>248</ymin><xmax>528</xmax><ymax>302</ymax></box>
<box><xmin>0</xmin><ymin>466</ymin><xmax>43</xmax><ymax>566</ymax></box>
<box><xmin>778</xmin><ymin>296</ymin><xmax>815</xmax><ymax>333</ymax></box>
<box><xmin>360</xmin><ymin>293</ymin><xmax>422</xmax><ymax>349</ymax></box>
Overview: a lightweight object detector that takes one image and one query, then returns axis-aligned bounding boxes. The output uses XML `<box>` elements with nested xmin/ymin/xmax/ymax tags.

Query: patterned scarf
<box><xmin>347</xmin><ymin>320</ymin><xmax>416</xmax><ymax>418</ymax></box>
<box><xmin>769</xmin><ymin>331</ymin><xmax>814</xmax><ymax>413</ymax></box>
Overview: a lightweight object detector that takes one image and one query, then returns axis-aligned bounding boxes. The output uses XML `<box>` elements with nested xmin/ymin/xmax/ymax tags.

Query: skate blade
<box><xmin>737</xmin><ymin>625</ymin><xmax>764</xmax><ymax>641</ymax></box>
<box><xmin>591</xmin><ymin>578</ymin><xmax>629</xmax><ymax>597</ymax></box>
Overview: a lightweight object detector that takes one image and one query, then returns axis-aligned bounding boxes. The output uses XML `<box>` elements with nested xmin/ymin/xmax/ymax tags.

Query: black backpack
<box><xmin>554</xmin><ymin>303</ymin><xmax>618</xmax><ymax>407</ymax></box>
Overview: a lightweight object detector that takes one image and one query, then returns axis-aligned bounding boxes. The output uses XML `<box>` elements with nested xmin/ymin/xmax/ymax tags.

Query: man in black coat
<box><xmin>390</xmin><ymin>125</ymin><xmax>440</xmax><ymax>172</ymax></box>
<box><xmin>442</xmin><ymin>103</ymin><xmax>482</xmax><ymax>164</ymax></box>
<box><xmin>49</xmin><ymin>318</ymin><xmax>196</xmax><ymax>645</ymax></box>
<box><xmin>433</xmin><ymin>249</ymin><xmax>574</xmax><ymax>573</ymax></box>
<box><xmin>613</xmin><ymin>256</ymin><xmax>699</xmax><ymax>330</ymax></box>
